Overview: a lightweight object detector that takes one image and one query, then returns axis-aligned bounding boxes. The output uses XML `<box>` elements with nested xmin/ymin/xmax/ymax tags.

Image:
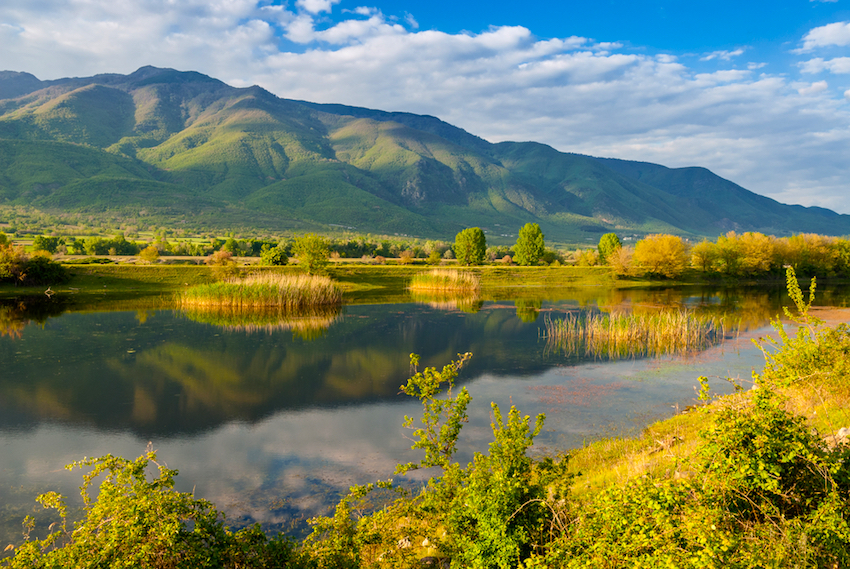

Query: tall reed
<box><xmin>181</xmin><ymin>273</ymin><xmax>342</xmax><ymax>309</ymax></box>
<box><xmin>408</xmin><ymin>269</ymin><xmax>480</xmax><ymax>293</ymax></box>
<box><xmin>544</xmin><ymin>309</ymin><xmax>730</xmax><ymax>359</ymax></box>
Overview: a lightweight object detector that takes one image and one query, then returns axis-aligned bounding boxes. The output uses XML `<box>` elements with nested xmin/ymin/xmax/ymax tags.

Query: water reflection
<box><xmin>180</xmin><ymin>305</ymin><xmax>343</xmax><ymax>339</ymax></box>
<box><xmin>1</xmin><ymin>284</ymin><xmax>848</xmax><ymax>545</ymax></box>
<box><xmin>409</xmin><ymin>291</ymin><xmax>483</xmax><ymax>313</ymax></box>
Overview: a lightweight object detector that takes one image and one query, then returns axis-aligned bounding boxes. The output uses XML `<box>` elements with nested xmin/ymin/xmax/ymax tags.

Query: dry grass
<box><xmin>408</xmin><ymin>269</ymin><xmax>480</xmax><ymax>293</ymax></box>
<box><xmin>181</xmin><ymin>273</ymin><xmax>342</xmax><ymax>309</ymax></box>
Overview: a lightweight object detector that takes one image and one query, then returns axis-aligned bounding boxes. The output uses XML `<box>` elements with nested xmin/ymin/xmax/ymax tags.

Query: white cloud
<box><xmin>1</xmin><ymin>1</ymin><xmax>850</xmax><ymax>213</ymax></box>
<box><xmin>799</xmin><ymin>56</ymin><xmax>850</xmax><ymax>74</ymax></box>
<box><xmin>700</xmin><ymin>48</ymin><xmax>745</xmax><ymax>61</ymax></box>
<box><xmin>796</xmin><ymin>80</ymin><xmax>829</xmax><ymax>95</ymax></box>
<box><xmin>296</xmin><ymin>0</ymin><xmax>340</xmax><ymax>15</ymax></box>
<box><xmin>798</xmin><ymin>21</ymin><xmax>850</xmax><ymax>52</ymax></box>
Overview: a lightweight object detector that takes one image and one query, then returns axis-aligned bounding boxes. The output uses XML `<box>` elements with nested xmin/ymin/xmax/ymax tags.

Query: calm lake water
<box><xmin>2</xmin><ymin>284</ymin><xmax>848</xmax><ymax>544</ymax></box>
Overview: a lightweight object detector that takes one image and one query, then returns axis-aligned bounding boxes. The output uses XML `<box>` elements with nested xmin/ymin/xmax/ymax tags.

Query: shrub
<box><xmin>398</xmin><ymin>249</ymin><xmax>415</xmax><ymax>265</ymax></box>
<box><xmin>138</xmin><ymin>245</ymin><xmax>160</xmax><ymax>264</ymax></box>
<box><xmin>4</xmin><ymin>451</ymin><xmax>310</xmax><ymax>568</ymax></box>
<box><xmin>0</xmin><ymin>244</ymin><xmax>68</xmax><ymax>285</ymax></box>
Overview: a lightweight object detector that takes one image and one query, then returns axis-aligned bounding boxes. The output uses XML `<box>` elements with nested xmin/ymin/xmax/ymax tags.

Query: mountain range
<box><xmin>0</xmin><ymin>65</ymin><xmax>847</xmax><ymax>242</ymax></box>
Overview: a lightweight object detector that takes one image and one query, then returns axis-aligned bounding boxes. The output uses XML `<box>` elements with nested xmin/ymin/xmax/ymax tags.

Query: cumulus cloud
<box><xmin>1</xmin><ymin>1</ymin><xmax>850</xmax><ymax>212</ymax></box>
<box><xmin>798</xmin><ymin>21</ymin><xmax>850</xmax><ymax>52</ymax></box>
<box><xmin>799</xmin><ymin>56</ymin><xmax>850</xmax><ymax>74</ymax></box>
<box><xmin>797</xmin><ymin>80</ymin><xmax>829</xmax><ymax>95</ymax></box>
<box><xmin>296</xmin><ymin>0</ymin><xmax>341</xmax><ymax>15</ymax></box>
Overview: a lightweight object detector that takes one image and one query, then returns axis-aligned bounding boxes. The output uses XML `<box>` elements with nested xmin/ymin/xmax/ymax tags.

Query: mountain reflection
<box><xmin>1</xmin><ymin>284</ymin><xmax>842</xmax><ymax>438</ymax></box>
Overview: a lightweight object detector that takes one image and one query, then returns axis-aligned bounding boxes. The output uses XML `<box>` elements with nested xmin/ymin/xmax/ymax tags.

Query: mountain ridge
<box><xmin>0</xmin><ymin>65</ymin><xmax>846</xmax><ymax>241</ymax></box>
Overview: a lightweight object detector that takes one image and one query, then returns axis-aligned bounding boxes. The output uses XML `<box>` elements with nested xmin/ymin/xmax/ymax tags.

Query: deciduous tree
<box><xmin>454</xmin><ymin>228</ymin><xmax>486</xmax><ymax>266</ymax></box>
<box><xmin>597</xmin><ymin>233</ymin><xmax>621</xmax><ymax>264</ymax></box>
<box><xmin>293</xmin><ymin>233</ymin><xmax>330</xmax><ymax>274</ymax></box>
<box><xmin>633</xmin><ymin>234</ymin><xmax>688</xmax><ymax>278</ymax></box>
<box><xmin>514</xmin><ymin>223</ymin><xmax>545</xmax><ymax>266</ymax></box>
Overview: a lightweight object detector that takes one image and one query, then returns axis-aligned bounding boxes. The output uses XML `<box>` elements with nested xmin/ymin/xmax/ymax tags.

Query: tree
<box><xmin>633</xmin><ymin>234</ymin><xmax>689</xmax><ymax>278</ymax></box>
<box><xmin>138</xmin><ymin>245</ymin><xmax>160</xmax><ymax>264</ymax></box>
<box><xmin>260</xmin><ymin>245</ymin><xmax>288</xmax><ymax>266</ymax></box>
<box><xmin>609</xmin><ymin>245</ymin><xmax>635</xmax><ymax>277</ymax></box>
<box><xmin>514</xmin><ymin>223</ymin><xmax>545</xmax><ymax>266</ymax></box>
<box><xmin>293</xmin><ymin>233</ymin><xmax>330</xmax><ymax>274</ymax></box>
<box><xmin>33</xmin><ymin>235</ymin><xmax>64</xmax><ymax>254</ymax></box>
<box><xmin>597</xmin><ymin>233</ymin><xmax>622</xmax><ymax>264</ymax></box>
<box><xmin>690</xmin><ymin>239</ymin><xmax>719</xmax><ymax>272</ymax></box>
<box><xmin>454</xmin><ymin>227</ymin><xmax>486</xmax><ymax>266</ymax></box>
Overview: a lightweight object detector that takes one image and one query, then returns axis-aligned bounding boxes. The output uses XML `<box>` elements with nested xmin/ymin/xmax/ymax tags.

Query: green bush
<box><xmin>0</xmin><ymin>245</ymin><xmax>68</xmax><ymax>285</ymax></box>
<box><xmin>3</xmin><ymin>451</ymin><xmax>312</xmax><ymax>568</ymax></box>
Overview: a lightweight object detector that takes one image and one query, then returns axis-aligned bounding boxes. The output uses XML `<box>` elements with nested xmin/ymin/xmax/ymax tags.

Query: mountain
<box><xmin>0</xmin><ymin>65</ymin><xmax>847</xmax><ymax>241</ymax></box>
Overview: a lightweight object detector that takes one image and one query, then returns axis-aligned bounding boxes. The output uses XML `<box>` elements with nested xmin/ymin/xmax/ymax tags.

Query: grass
<box><xmin>181</xmin><ymin>272</ymin><xmax>342</xmax><ymax>309</ymax></box>
<box><xmin>408</xmin><ymin>269</ymin><xmax>480</xmax><ymax>293</ymax></box>
<box><xmin>543</xmin><ymin>309</ymin><xmax>730</xmax><ymax>359</ymax></box>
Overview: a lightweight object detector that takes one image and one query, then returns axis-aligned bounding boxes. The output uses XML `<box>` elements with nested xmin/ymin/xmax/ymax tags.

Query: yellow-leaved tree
<box><xmin>633</xmin><ymin>234</ymin><xmax>688</xmax><ymax>278</ymax></box>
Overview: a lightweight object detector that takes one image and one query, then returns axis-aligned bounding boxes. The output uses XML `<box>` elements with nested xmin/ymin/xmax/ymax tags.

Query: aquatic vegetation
<box><xmin>408</xmin><ymin>269</ymin><xmax>480</xmax><ymax>293</ymax></box>
<box><xmin>544</xmin><ymin>309</ymin><xmax>730</xmax><ymax>359</ymax></box>
<box><xmin>181</xmin><ymin>272</ymin><xmax>342</xmax><ymax>309</ymax></box>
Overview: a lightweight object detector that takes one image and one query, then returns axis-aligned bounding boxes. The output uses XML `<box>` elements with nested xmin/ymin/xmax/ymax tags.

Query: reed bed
<box><xmin>408</xmin><ymin>269</ymin><xmax>480</xmax><ymax>293</ymax></box>
<box><xmin>181</xmin><ymin>273</ymin><xmax>342</xmax><ymax>309</ymax></box>
<box><xmin>543</xmin><ymin>309</ymin><xmax>730</xmax><ymax>359</ymax></box>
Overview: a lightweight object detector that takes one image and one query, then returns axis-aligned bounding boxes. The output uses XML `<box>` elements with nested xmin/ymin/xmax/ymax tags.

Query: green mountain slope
<box><xmin>0</xmin><ymin>65</ymin><xmax>847</xmax><ymax>240</ymax></box>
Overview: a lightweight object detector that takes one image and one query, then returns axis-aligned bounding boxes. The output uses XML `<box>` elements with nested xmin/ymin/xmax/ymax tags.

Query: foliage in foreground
<box><xmin>2</xmin><ymin>451</ymin><xmax>311</xmax><ymax>569</ymax></box>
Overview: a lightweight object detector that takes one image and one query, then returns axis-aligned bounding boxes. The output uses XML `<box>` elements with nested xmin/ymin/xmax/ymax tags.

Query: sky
<box><xmin>2</xmin><ymin>0</ymin><xmax>850</xmax><ymax>213</ymax></box>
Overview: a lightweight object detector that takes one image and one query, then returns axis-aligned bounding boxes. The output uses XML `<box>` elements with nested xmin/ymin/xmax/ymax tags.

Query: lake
<box><xmin>1</xmin><ymin>283</ymin><xmax>846</xmax><ymax>544</ymax></box>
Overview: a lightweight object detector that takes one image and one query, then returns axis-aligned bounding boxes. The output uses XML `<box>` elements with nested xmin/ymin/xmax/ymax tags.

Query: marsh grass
<box><xmin>408</xmin><ymin>269</ymin><xmax>480</xmax><ymax>293</ymax></box>
<box><xmin>181</xmin><ymin>273</ymin><xmax>342</xmax><ymax>309</ymax></box>
<box><xmin>544</xmin><ymin>309</ymin><xmax>729</xmax><ymax>359</ymax></box>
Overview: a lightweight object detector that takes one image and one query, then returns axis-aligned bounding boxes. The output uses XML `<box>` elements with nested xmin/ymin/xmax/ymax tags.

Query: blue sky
<box><xmin>2</xmin><ymin>0</ymin><xmax>850</xmax><ymax>214</ymax></box>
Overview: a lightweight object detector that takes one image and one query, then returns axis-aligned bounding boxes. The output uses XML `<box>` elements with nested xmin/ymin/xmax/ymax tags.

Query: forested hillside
<box><xmin>1</xmin><ymin>66</ymin><xmax>847</xmax><ymax>240</ymax></box>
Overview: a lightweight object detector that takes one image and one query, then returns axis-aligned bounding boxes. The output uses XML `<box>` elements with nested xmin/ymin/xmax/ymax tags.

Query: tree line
<box><xmin>594</xmin><ymin>231</ymin><xmax>850</xmax><ymax>279</ymax></box>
